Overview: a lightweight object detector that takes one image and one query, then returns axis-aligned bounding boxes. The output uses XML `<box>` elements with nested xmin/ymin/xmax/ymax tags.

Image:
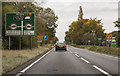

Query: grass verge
<box><xmin>70</xmin><ymin>44</ymin><xmax>119</xmax><ymax>57</ymax></box>
<box><xmin>2</xmin><ymin>44</ymin><xmax>53</xmax><ymax>74</ymax></box>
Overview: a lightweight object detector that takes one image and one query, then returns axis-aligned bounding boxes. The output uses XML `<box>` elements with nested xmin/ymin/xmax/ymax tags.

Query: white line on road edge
<box><xmin>19</xmin><ymin>50</ymin><xmax>52</xmax><ymax>73</ymax></box>
<box><xmin>92</xmin><ymin>65</ymin><xmax>112</xmax><ymax>76</ymax></box>
<box><xmin>80</xmin><ymin>57</ymin><xmax>90</xmax><ymax>64</ymax></box>
<box><xmin>75</xmin><ymin>53</ymin><xmax>80</xmax><ymax>57</ymax></box>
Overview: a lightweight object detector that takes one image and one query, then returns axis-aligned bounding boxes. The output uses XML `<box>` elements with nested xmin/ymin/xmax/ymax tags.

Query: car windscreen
<box><xmin>57</xmin><ymin>43</ymin><xmax>65</xmax><ymax>46</ymax></box>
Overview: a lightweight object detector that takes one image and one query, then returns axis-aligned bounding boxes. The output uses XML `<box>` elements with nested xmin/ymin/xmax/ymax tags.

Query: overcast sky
<box><xmin>37</xmin><ymin>0</ymin><xmax>119</xmax><ymax>42</ymax></box>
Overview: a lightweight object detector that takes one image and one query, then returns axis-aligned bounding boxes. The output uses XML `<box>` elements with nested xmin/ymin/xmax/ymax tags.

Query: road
<box><xmin>18</xmin><ymin>45</ymin><xmax>118</xmax><ymax>76</ymax></box>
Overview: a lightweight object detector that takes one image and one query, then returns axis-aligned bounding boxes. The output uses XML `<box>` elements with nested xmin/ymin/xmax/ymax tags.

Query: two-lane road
<box><xmin>18</xmin><ymin>45</ymin><xmax>118</xmax><ymax>76</ymax></box>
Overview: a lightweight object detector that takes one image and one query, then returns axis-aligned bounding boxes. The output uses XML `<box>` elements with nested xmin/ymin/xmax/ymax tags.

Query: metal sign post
<box><xmin>30</xmin><ymin>36</ymin><xmax>32</xmax><ymax>50</ymax></box>
<box><xmin>19</xmin><ymin>36</ymin><xmax>21</xmax><ymax>50</ymax></box>
<box><xmin>43</xmin><ymin>36</ymin><xmax>48</xmax><ymax>44</ymax></box>
<box><xmin>106</xmin><ymin>34</ymin><xmax>112</xmax><ymax>47</ymax></box>
<box><xmin>37</xmin><ymin>36</ymin><xmax>43</xmax><ymax>46</ymax></box>
<box><xmin>9</xmin><ymin>36</ymin><xmax>10</xmax><ymax>50</ymax></box>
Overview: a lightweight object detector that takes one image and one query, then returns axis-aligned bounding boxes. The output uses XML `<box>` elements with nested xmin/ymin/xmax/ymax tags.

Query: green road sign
<box><xmin>111</xmin><ymin>39</ymin><xmax>117</xmax><ymax>47</ymax></box>
<box><xmin>6</xmin><ymin>12</ymin><xmax>35</xmax><ymax>36</ymax></box>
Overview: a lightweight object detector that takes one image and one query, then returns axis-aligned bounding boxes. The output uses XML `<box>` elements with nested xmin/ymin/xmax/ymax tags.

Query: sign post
<box><xmin>6</xmin><ymin>13</ymin><xmax>35</xmax><ymax>50</ymax></box>
<box><xmin>30</xmin><ymin>36</ymin><xmax>32</xmax><ymax>50</ymax></box>
<box><xmin>43</xmin><ymin>36</ymin><xmax>48</xmax><ymax>40</ymax></box>
<box><xmin>106</xmin><ymin>34</ymin><xmax>112</xmax><ymax>41</ymax></box>
<box><xmin>37</xmin><ymin>36</ymin><xmax>43</xmax><ymax>46</ymax></box>
<box><xmin>43</xmin><ymin>36</ymin><xmax>48</xmax><ymax>44</ymax></box>
<box><xmin>6</xmin><ymin>13</ymin><xmax>35</xmax><ymax>36</ymax></box>
<box><xmin>9</xmin><ymin>36</ymin><xmax>10</xmax><ymax>50</ymax></box>
<box><xmin>106</xmin><ymin>34</ymin><xmax>112</xmax><ymax>47</ymax></box>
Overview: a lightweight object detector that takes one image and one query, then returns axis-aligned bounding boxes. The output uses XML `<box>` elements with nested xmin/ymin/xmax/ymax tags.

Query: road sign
<box><xmin>6</xmin><ymin>12</ymin><xmax>35</xmax><ymax>36</ymax></box>
<box><xmin>112</xmin><ymin>37</ymin><xmax>116</xmax><ymax>40</ymax></box>
<box><xmin>98</xmin><ymin>38</ymin><xmax>102</xmax><ymax>41</ymax></box>
<box><xmin>37</xmin><ymin>36</ymin><xmax>43</xmax><ymax>42</ymax></box>
<box><xmin>43</xmin><ymin>36</ymin><xmax>48</xmax><ymax>40</ymax></box>
<box><xmin>10</xmin><ymin>24</ymin><xmax>17</xmax><ymax>30</ymax></box>
<box><xmin>106</xmin><ymin>34</ymin><xmax>112</xmax><ymax>41</ymax></box>
<box><xmin>25</xmin><ymin>23</ymin><xmax>32</xmax><ymax>30</ymax></box>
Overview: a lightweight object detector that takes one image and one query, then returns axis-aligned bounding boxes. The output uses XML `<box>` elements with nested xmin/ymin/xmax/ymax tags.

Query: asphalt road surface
<box><xmin>18</xmin><ymin>45</ymin><xmax>118</xmax><ymax>76</ymax></box>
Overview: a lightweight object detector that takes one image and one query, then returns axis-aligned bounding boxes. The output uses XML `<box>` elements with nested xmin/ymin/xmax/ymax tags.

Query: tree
<box><xmin>65</xmin><ymin>18</ymin><xmax>104</xmax><ymax>45</ymax></box>
<box><xmin>2</xmin><ymin>2</ymin><xmax>58</xmax><ymax>49</ymax></box>
<box><xmin>78</xmin><ymin>6</ymin><xmax>83</xmax><ymax>20</ymax></box>
<box><xmin>113</xmin><ymin>20</ymin><xmax>120</xmax><ymax>47</ymax></box>
<box><xmin>113</xmin><ymin>21</ymin><xmax>120</xmax><ymax>27</ymax></box>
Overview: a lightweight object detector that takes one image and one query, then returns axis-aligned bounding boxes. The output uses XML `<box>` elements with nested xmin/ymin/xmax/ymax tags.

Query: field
<box><xmin>2</xmin><ymin>44</ymin><xmax>53</xmax><ymax>74</ymax></box>
<box><xmin>71</xmin><ymin>44</ymin><xmax>119</xmax><ymax>56</ymax></box>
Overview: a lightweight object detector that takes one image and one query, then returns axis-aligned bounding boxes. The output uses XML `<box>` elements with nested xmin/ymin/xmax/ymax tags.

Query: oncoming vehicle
<box><xmin>55</xmin><ymin>43</ymin><xmax>67</xmax><ymax>51</ymax></box>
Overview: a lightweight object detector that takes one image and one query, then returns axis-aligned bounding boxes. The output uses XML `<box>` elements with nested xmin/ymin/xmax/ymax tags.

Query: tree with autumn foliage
<box><xmin>65</xmin><ymin>6</ymin><xmax>105</xmax><ymax>45</ymax></box>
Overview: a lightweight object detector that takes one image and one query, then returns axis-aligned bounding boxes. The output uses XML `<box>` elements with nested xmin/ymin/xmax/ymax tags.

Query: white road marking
<box><xmin>75</xmin><ymin>53</ymin><xmax>80</xmax><ymax>57</ymax></box>
<box><xmin>81</xmin><ymin>57</ymin><xmax>90</xmax><ymax>64</ymax></box>
<box><xmin>69</xmin><ymin>51</ymin><xmax>72</xmax><ymax>53</ymax></box>
<box><xmin>92</xmin><ymin>65</ymin><xmax>112</xmax><ymax>76</ymax></box>
<box><xmin>20</xmin><ymin>50</ymin><xmax>52</xmax><ymax>73</ymax></box>
<box><xmin>15</xmin><ymin>73</ymin><xmax>22</xmax><ymax>76</ymax></box>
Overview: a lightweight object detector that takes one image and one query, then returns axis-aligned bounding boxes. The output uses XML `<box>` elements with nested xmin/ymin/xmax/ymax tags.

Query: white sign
<box><xmin>6</xmin><ymin>30</ymin><xmax>20</xmax><ymax>35</ymax></box>
<box><xmin>24</xmin><ymin>30</ymin><xmax>34</xmax><ymax>35</ymax></box>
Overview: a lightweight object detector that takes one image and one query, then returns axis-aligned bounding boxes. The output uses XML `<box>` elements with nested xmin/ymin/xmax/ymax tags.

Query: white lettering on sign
<box><xmin>24</xmin><ymin>30</ymin><xmax>34</xmax><ymax>35</ymax></box>
<box><xmin>6</xmin><ymin>30</ymin><xmax>20</xmax><ymax>35</ymax></box>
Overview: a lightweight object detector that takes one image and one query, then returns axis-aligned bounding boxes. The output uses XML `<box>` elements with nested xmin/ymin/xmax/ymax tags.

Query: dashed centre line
<box><xmin>92</xmin><ymin>65</ymin><xmax>112</xmax><ymax>76</ymax></box>
<box><xmin>70</xmin><ymin>49</ymin><xmax>112</xmax><ymax>76</ymax></box>
<box><xmin>80</xmin><ymin>57</ymin><xmax>90</xmax><ymax>64</ymax></box>
<box><xmin>75</xmin><ymin>53</ymin><xmax>80</xmax><ymax>57</ymax></box>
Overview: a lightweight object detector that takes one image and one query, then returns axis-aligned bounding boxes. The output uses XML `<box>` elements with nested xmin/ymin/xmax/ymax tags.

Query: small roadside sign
<box><xmin>106</xmin><ymin>34</ymin><xmax>112</xmax><ymax>41</ymax></box>
<box><xmin>98</xmin><ymin>38</ymin><xmax>102</xmax><ymax>41</ymax></box>
<box><xmin>37</xmin><ymin>36</ymin><xmax>43</xmax><ymax>42</ymax></box>
<box><xmin>43</xmin><ymin>36</ymin><xmax>48</xmax><ymax>40</ymax></box>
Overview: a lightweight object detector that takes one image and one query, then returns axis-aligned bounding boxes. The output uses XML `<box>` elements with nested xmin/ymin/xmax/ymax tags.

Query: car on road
<box><xmin>55</xmin><ymin>43</ymin><xmax>67</xmax><ymax>51</ymax></box>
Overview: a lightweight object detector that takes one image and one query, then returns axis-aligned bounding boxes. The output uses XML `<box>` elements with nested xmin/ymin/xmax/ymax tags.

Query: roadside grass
<box><xmin>70</xmin><ymin>44</ymin><xmax>119</xmax><ymax>56</ymax></box>
<box><xmin>2</xmin><ymin>44</ymin><xmax>53</xmax><ymax>74</ymax></box>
